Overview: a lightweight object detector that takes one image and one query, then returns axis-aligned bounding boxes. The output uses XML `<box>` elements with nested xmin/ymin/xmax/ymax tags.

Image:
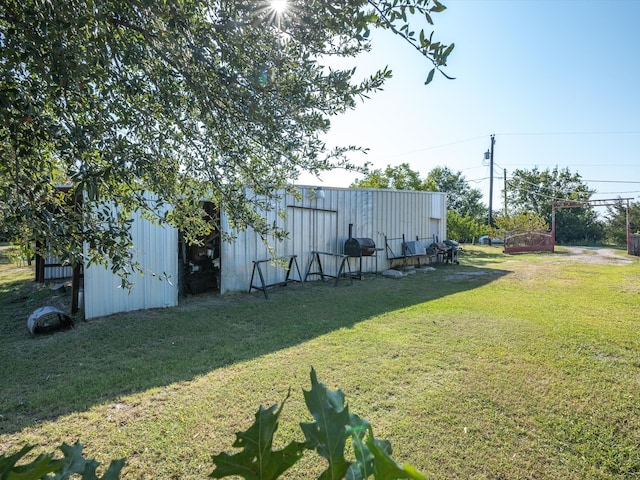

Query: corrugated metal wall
<box><xmin>83</xmin><ymin>198</ymin><xmax>178</xmax><ymax>320</ymax></box>
<box><xmin>372</xmin><ymin>188</ymin><xmax>446</xmax><ymax>264</ymax></box>
<box><xmin>219</xmin><ymin>187</ymin><xmax>446</xmax><ymax>294</ymax></box>
<box><xmin>220</xmin><ymin>187</ymin><xmax>378</xmax><ymax>293</ymax></box>
<box><xmin>83</xmin><ymin>187</ymin><xmax>448</xmax><ymax>316</ymax></box>
<box><xmin>43</xmin><ymin>252</ymin><xmax>73</xmax><ymax>280</ymax></box>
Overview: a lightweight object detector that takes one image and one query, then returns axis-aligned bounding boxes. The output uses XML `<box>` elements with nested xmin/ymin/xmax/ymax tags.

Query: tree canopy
<box><xmin>604</xmin><ymin>198</ymin><xmax>640</xmax><ymax>245</ymax></box>
<box><xmin>351</xmin><ymin>163</ymin><xmax>486</xmax><ymax>242</ymax></box>
<box><xmin>1</xmin><ymin>0</ymin><xmax>454</xmax><ymax>277</ymax></box>
<box><xmin>424</xmin><ymin>166</ymin><xmax>484</xmax><ymax>220</ymax></box>
<box><xmin>350</xmin><ymin>163</ymin><xmax>425</xmax><ymax>191</ymax></box>
<box><xmin>506</xmin><ymin>167</ymin><xmax>603</xmax><ymax>244</ymax></box>
<box><xmin>492</xmin><ymin>211</ymin><xmax>549</xmax><ymax>235</ymax></box>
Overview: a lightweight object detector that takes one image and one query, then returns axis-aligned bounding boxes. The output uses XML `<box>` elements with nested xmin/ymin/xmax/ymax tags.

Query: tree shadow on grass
<box><xmin>0</xmin><ymin>253</ymin><xmax>510</xmax><ymax>435</ymax></box>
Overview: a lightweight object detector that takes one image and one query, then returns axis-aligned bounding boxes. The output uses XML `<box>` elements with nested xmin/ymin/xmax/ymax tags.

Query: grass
<box><xmin>1</xmin><ymin>245</ymin><xmax>639</xmax><ymax>479</ymax></box>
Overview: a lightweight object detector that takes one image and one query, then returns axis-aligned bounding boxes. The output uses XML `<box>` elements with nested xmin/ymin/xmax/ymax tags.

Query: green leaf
<box><xmin>0</xmin><ymin>445</ymin><xmax>65</xmax><ymax>480</ymax></box>
<box><xmin>366</xmin><ymin>437</ymin><xmax>426</xmax><ymax>480</ymax></box>
<box><xmin>53</xmin><ymin>441</ymin><xmax>93</xmax><ymax>478</ymax></box>
<box><xmin>425</xmin><ymin>68</ymin><xmax>436</xmax><ymax>85</ymax></box>
<box><xmin>443</xmin><ymin>43</ymin><xmax>455</xmax><ymax>58</ymax></box>
<box><xmin>210</xmin><ymin>391</ymin><xmax>306</xmax><ymax>480</ymax></box>
<box><xmin>430</xmin><ymin>1</ymin><xmax>447</xmax><ymax>13</ymax></box>
<box><xmin>439</xmin><ymin>70</ymin><xmax>456</xmax><ymax>81</ymax></box>
<box><xmin>51</xmin><ymin>442</ymin><xmax>125</xmax><ymax>480</ymax></box>
<box><xmin>347</xmin><ymin>433</ymin><xmax>374</xmax><ymax>480</ymax></box>
<box><xmin>101</xmin><ymin>459</ymin><xmax>127</xmax><ymax>480</ymax></box>
<box><xmin>300</xmin><ymin>368</ymin><xmax>351</xmax><ymax>480</ymax></box>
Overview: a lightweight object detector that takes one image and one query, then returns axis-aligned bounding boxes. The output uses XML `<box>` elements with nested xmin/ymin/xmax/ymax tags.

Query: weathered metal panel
<box><xmin>429</xmin><ymin>192</ymin><xmax>447</xmax><ymax>242</ymax></box>
<box><xmin>220</xmin><ymin>186</ymin><xmax>379</xmax><ymax>293</ymax></box>
<box><xmin>220</xmin><ymin>187</ymin><xmax>448</xmax><ymax>292</ymax></box>
<box><xmin>370</xmin><ymin>189</ymin><xmax>447</xmax><ymax>268</ymax></box>
<box><xmin>83</xmin><ymin>198</ymin><xmax>178</xmax><ymax>320</ymax></box>
<box><xmin>82</xmin><ymin>187</ymin><xmax>448</xmax><ymax>312</ymax></box>
<box><xmin>43</xmin><ymin>252</ymin><xmax>73</xmax><ymax>280</ymax></box>
<box><xmin>372</xmin><ymin>189</ymin><xmax>445</xmax><ymax>240</ymax></box>
<box><xmin>219</xmin><ymin>193</ymin><xmax>289</xmax><ymax>295</ymax></box>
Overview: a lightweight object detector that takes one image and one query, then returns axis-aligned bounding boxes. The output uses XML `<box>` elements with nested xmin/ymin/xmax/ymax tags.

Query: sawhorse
<box><xmin>249</xmin><ymin>255</ymin><xmax>303</xmax><ymax>299</ymax></box>
<box><xmin>304</xmin><ymin>251</ymin><xmax>353</xmax><ymax>286</ymax></box>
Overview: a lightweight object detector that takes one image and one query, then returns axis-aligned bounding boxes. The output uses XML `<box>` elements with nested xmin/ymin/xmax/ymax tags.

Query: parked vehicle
<box><xmin>478</xmin><ymin>235</ymin><xmax>504</xmax><ymax>245</ymax></box>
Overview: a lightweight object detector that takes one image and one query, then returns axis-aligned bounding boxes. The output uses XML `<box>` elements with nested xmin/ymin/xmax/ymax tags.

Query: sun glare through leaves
<box><xmin>271</xmin><ymin>0</ymin><xmax>288</xmax><ymax>14</ymax></box>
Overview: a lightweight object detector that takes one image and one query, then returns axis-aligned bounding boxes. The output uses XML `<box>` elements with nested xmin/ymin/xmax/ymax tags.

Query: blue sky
<box><xmin>298</xmin><ymin>0</ymin><xmax>640</xmax><ymax>211</ymax></box>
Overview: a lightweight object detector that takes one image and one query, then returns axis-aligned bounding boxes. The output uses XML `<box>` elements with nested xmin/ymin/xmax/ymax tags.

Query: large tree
<box><xmin>424</xmin><ymin>166</ymin><xmax>484</xmax><ymax>220</ymax></box>
<box><xmin>350</xmin><ymin>163</ymin><xmax>425</xmax><ymax>191</ymax></box>
<box><xmin>506</xmin><ymin>167</ymin><xmax>603</xmax><ymax>244</ymax></box>
<box><xmin>1</xmin><ymin>0</ymin><xmax>454</xmax><ymax>278</ymax></box>
<box><xmin>604</xmin><ymin>198</ymin><xmax>640</xmax><ymax>245</ymax></box>
<box><xmin>351</xmin><ymin>164</ymin><xmax>487</xmax><ymax>241</ymax></box>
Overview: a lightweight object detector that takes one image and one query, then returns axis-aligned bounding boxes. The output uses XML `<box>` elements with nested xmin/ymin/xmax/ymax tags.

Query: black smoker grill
<box><xmin>344</xmin><ymin>224</ymin><xmax>376</xmax><ymax>278</ymax></box>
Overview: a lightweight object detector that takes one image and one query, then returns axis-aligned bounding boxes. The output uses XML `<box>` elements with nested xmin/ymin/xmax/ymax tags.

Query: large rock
<box><xmin>381</xmin><ymin>269</ymin><xmax>406</xmax><ymax>279</ymax></box>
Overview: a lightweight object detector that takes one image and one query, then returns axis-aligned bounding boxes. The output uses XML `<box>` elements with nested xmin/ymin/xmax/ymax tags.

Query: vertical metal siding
<box><xmin>219</xmin><ymin>187</ymin><xmax>448</xmax><ymax>293</ymax></box>
<box><xmin>43</xmin><ymin>252</ymin><xmax>73</xmax><ymax>280</ymax></box>
<box><xmin>372</xmin><ymin>189</ymin><xmax>448</xmax><ymax>268</ymax></box>
<box><xmin>222</xmin><ymin>187</ymin><xmax>451</xmax><ymax>292</ymax></box>
<box><xmin>84</xmin><ymin>197</ymin><xmax>178</xmax><ymax>320</ymax></box>
<box><xmin>220</xmin><ymin>187</ymin><xmax>379</xmax><ymax>293</ymax></box>
<box><xmin>82</xmin><ymin>187</ymin><xmax>448</xmax><ymax>313</ymax></box>
<box><xmin>429</xmin><ymin>192</ymin><xmax>448</xmax><ymax>241</ymax></box>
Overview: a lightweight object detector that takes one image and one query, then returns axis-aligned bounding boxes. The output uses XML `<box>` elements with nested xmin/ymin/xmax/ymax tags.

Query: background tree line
<box><xmin>351</xmin><ymin>163</ymin><xmax>639</xmax><ymax>246</ymax></box>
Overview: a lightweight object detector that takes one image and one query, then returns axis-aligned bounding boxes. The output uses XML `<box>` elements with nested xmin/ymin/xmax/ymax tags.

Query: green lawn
<box><xmin>1</xmin><ymin>246</ymin><xmax>639</xmax><ymax>479</ymax></box>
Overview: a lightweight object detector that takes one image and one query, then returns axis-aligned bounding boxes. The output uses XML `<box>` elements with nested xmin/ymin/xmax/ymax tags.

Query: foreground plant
<box><xmin>210</xmin><ymin>368</ymin><xmax>425</xmax><ymax>480</ymax></box>
<box><xmin>0</xmin><ymin>441</ymin><xmax>124</xmax><ymax>479</ymax></box>
<box><xmin>2</xmin><ymin>369</ymin><xmax>422</xmax><ymax>479</ymax></box>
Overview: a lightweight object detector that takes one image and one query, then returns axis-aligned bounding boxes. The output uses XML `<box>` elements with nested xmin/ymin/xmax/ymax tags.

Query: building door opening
<box><xmin>178</xmin><ymin>201</ymin><xmax>221</xmax><ymax>295</ymax></box>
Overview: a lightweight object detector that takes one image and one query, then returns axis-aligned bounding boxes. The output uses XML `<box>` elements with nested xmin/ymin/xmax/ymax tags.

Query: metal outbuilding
<box><xmin>83</xmin><ymin>196</ymin><xmax>179</xmax><ymax>319</ymax></box>
<box><xmin>82</xmin><ymin>186</ymin><xmax>447</xmax><ymax>319</ymax></box>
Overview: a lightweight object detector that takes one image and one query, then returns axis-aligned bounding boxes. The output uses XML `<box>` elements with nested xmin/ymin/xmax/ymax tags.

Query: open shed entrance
<box><xmin>179</xmin><ymin>201</ymin><xmax>221</xmax><ymax>296</ymax></box>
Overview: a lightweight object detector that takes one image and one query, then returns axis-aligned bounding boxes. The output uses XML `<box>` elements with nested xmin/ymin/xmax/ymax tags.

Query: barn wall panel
<box><xmin>371</xmin><ymin>189</ymin><xmax>447</xmax><ymax>268</ymax></box>
<box><xmin>43</xmin><ymin>252</ymin><xmax>73</xmax><ymax>280</ymax></box>
<box><xmin>83</xmin><ymin>197</ymin><xmax>178</xmax><ymax>320</ymax></box>
<box><xmin>220</xmin><ymin>187</ymin><xmax>448</xmax><ymax>292</ymax></box>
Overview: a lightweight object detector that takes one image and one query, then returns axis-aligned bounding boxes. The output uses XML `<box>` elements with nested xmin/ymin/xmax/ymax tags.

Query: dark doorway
<box><xmin>178</xmin><ymin>202</ymin><xmax>221</xmax><ymax>296</ymax></box>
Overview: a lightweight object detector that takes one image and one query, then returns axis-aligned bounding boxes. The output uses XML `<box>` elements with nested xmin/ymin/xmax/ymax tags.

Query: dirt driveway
<box><xmin>559</xmin><ymin>246</ymin><xmax>634</xmax><ymax>265</ymax></box>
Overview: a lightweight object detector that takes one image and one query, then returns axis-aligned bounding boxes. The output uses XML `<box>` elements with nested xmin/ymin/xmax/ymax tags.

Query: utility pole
<box><xmin>488</xmin><ymin>134</ymin><xmax>495</xmax><ymax>228</ymax></box>
<box><xmin>503</xmin><ymin>168</ymin><xmax>507</xmax><ymax>216</ymax></box>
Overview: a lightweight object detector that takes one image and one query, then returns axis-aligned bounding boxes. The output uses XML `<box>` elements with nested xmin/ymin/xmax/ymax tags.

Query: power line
<box><xmin>501</xmin><ymin>163</ymin><xmax>638</xmax><ymax>168</ymax></box>
<box><xmin>384</xmin><ymin>135</ymin><xmax>487</xmax><ymax>159</ymax></box>
<box><xmin>582</xmin><ymin>179</ymin><xmax>640</xmax><ymax>184</ymax></box>
<box><xmin>496</xmin><ymin>130</ymin><xmax>640</xmax><ymax>137</ymax></box>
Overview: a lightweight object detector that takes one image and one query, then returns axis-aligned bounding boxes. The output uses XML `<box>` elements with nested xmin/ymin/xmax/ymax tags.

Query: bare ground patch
<box><xmin>556</xmin><ymin>246</ymin><xmax>634</xmax><ymax>265</ymax></box>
